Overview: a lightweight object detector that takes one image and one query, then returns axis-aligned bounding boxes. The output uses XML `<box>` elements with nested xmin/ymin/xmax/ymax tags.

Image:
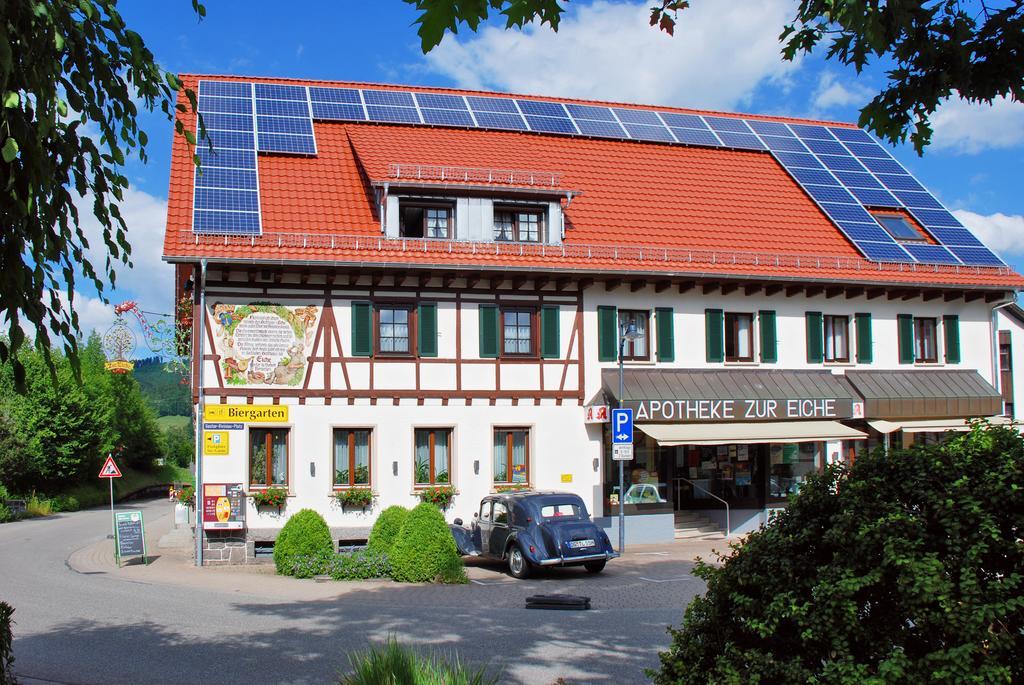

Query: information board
<box><xmin>202</xmin><ymin>483</ymin><xmax>246</xmax><ymax>530</ymax></box>
<box><xmin>114</xmin><ymin>510</ymin><xmax>146</xmax><ymax>564</ymax></box>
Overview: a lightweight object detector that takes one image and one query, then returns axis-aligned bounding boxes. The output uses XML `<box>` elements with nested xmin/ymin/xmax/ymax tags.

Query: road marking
<box><xmin>639</xmin><ymin>576</ymin><xmax>692</xmax><ymax>583</ymax></box>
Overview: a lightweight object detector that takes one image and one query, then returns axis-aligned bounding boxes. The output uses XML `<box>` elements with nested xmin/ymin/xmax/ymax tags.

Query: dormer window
<box><xmin>400</xmin><ymin>202</ymin><xmax>452</xmax><ymax>239</ymax></box>
<box><xmin>494</xmin><ymin>207</ymin><xmax>543</xmax><ymax>242</ymax></box>
<box><xmin>873</xmin><ymin>212</ymin><xmax>926</xmax><ymax>242</ymax></box>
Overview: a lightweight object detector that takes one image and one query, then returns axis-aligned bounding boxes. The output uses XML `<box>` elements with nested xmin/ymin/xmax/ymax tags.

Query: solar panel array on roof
<box><xmin>188</xmin><ymin>80</ymin><xmax>1003</xmax><ymax>268</ymax></box>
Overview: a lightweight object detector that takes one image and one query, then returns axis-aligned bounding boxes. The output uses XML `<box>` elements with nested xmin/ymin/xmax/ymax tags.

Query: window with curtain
<box><xmin>823</xmin><ymin>315</ymin><xmax>850</xmax><ymax>362</ymax></box>
<box><xmin>914</xmin><ymin>317</ymin><xmax>938</xmax><ymax>362</ymax></box>
<box><xmin>502</xmin><ymin>309</ymin><xmax>534</xmax><ymax>356</ymax></box>
<box><xmin>617</xmin><ymin>310</ymin><xmax>648</xmax><ymax>360</ymax></box>
<box><xmin>414</xmin><ymin>428</ymin><xmax>452</xmax><ymax>486</ymax></box>
<box><xmin>725</xmin><ymin>312</ymin><xmax>754</xmax><ymax>362</ymax></box>
<box><xmin>333</xmin><ymin>429</ymin><xmax>371</xmax><ymax>487</ymax></box>
<box><xmin>493</xmin><ymin>209</ymin><xmax>543</xmax><ymax>242</ymax></box>
<box><xmin>249</xmin><ymin>428</ymin><xmax>288</xmax><ymax>487</ymax></box>
<box><xmin>377</xmin><ymin>306</ymin><xmax>413</xmax><ymax>354</ymax></box>
<box><xmin>493</xmin><ymin>428</ymin><xmax>529</xmax><ymax>484</ymax></box>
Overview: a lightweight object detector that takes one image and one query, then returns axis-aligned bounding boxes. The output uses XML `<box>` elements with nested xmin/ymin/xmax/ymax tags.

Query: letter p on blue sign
<box><xmin>611</xmin><ymin>408</ymin><xmax>633</xmax><ymax>445</ymax></box>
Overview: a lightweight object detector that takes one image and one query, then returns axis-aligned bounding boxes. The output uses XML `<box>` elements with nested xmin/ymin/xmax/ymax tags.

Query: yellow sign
<box><xmin>204</xmin><ymin>431</ymin><xmax>229</xmax><ymax>455</ymax></box>
<box><xmin>104</xmin><ymin>360</ymin><xmax>134</xmax><ymax>373</ymax></box>
<box><xmin>560</xmin><ymin>473</ymin><xmax>573</xmax><ymax>483</ymax></box>
<box><xmin>203</xmin><ymin>404</ymin><xmax>289</xmax><ymax>423</ymax></box>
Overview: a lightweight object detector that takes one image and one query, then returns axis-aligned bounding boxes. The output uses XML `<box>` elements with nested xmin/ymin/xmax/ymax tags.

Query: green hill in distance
<box><xmin>133</xmin><ymin>357</ymin><xmax>191</xmax><ymax>418</ymax></box>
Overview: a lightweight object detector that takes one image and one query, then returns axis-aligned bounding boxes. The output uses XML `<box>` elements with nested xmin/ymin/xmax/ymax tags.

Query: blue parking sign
<box><xmin>611</xmin><ymin>408</ymin><xmax>633</xmax><ymax>445</ymax></box>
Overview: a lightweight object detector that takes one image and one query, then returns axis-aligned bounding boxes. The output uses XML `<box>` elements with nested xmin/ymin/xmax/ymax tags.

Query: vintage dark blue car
<box><xmin>450</xmin><ymin>491</ymin><xmax>618</xmax><ymax>578</ymax></box>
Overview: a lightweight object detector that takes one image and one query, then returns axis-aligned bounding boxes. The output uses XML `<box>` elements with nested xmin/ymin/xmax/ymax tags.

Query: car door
<box><xmin>489</xmin><ymin>501</ymin><xmax>511</xmax><ymax>558</ymax></box>
<box><xmin>477</xmin><ymin>500</ymin><xmax>494</xmax><ymax>556</ymax></box>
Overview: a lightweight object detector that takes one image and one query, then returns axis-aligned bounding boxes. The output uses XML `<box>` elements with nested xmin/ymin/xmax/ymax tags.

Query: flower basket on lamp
<box><xmin>250</xmin><ymin>487</ymin><xmax>288</xmax><ymax>511</ymax></box>
<box><xmin>418</xmin><ymin>485</ymin><xmax>456</xmax><ymax>509</ymax></box>
<box><xmin>334</xmin><ymin>488</ymin><xmax>375</xmax><ymax>512</ymax></box>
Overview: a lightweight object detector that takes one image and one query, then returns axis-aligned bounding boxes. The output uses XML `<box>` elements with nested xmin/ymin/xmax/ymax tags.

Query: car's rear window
<box><xmin>540</xmin><ymin>503</ymin><xmax>581</xmax><ymax>518</ymax></box>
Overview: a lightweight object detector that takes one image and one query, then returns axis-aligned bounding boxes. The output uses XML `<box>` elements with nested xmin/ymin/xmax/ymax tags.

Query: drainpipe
<box><xmin>380</xmin><ymin>183</ymin><xmax>389</xmax><ymax>234</ymax></box>
<box><xmin>561</xmin><ymin>192</ymin><xmax>574</xmax><ymax>241</ymax></box>
<box><xmin>194</xmin><ymin>259</ymin><xmax>208</xmax><ymax>567</ymax></box>
<box><xmin>990</xmin><ymin>295</ymin><xmax>1016</xmax><ymax>399</ymax></box>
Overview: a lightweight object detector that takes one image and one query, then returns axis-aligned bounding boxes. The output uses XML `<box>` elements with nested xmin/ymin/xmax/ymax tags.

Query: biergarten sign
<box><xmin>203</xmin><ymin>404</ymin><xmax>289</xmax><ymax>423</ymax></box>
<box><xmin>625</xmin><ymin>397</ymin><xmax>855</xmax><ymax>423</ymax></box>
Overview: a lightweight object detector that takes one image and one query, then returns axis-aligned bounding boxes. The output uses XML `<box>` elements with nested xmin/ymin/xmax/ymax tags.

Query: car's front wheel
<box><xmin>584</xmin><ymin>560</ymin><xmax>606</xmax><ymax>574</ymax></box>
<box><xmin>508</xmin><ymin>544</ymin><xmax>531</xmax><ymax>579</ymax></box>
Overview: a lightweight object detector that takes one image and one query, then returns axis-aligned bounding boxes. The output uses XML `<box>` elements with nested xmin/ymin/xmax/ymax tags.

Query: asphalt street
<box><xmin>1</xmin><ymin>499</ymin><xmax>709</xmax><ymax>684</ymax></box>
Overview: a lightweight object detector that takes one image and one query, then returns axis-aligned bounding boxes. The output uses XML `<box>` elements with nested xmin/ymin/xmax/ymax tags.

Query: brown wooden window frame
<box><xmin>914</xmin><ymin>317</ymin><xmax>938</xmax><ymax>363</ymax></box>
<box><xmin>333</xmin><ymin>428</ymin><xmax>372</xmax><ymax>489</ymax></box>
<box><xmin>493</xmin><ymin>206</ymin><xmax>545</xmax><ymax>243</ymax></box>
<box><xmin>823</xmin><ymin>314</ymin><xmax>850</xmax><ymax>363</ymax></box>
<box><xmin>375</xmin><ymin>303</ymin><xmax>417</xmax><ymax>357</ymax></box>
<box><xmin>398</xmin><ymin>201</ymin><xmax>454</xmax><ymax>240</ymax></box>
<box><xmin>724</xmin><ymin>312</ymin><xmax>755</xmax><ymax>363</ymax></box>
<box><xmin>617</xmin><ymin>310</ymin><xmax>650</xmax><ymax>361</ymax></box>
<box><xmin>493</xmin><ymin>427</ymin><xmax>530</xmax><ymax>485</ymax></box>
<box><xmin>414</xmin><ymin>427</ymin><xmax>453</xmax><ymax>487</ymax></box>
<box><xmin>248</xmin><ymin>427</ymin><xmax>289</xmax><ymax>489</ymax></box>
<box><xmin>500</xmin><ymin>307</ymin><xmax>538</xmax><ymax>358</ymax></box>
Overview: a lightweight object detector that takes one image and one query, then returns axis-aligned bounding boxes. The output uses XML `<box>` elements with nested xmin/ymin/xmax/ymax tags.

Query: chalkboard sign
<box><xmin>114</xmin><ymin>510</ymin><xmax>147</xmax><ymax>565</ymax></box>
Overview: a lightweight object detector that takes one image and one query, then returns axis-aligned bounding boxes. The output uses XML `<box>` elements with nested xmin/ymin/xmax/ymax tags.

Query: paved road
<box><xmin>1</xmin><ymin>499</ymin><xmax>710</xmax><ymax>684</ymax></box>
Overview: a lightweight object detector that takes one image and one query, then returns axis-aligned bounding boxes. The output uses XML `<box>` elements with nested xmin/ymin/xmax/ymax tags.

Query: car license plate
<box><xmin>568</xmin><ymin>539</ymin><xmax>595</xmax><ymax>549</ymax></box>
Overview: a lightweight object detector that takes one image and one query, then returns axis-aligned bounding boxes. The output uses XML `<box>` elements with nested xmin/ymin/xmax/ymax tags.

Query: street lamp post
<box><xmin>618</xmin><ymin>320</ymin><xmax>639</xmax><ymax>554</ymax></box>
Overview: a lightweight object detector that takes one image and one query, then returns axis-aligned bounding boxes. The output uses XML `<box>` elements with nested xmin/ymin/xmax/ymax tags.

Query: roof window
<box><xmin>873</xmin><ymin>212</ymin><xmax>926</xmax><ymax>242</ymax></box>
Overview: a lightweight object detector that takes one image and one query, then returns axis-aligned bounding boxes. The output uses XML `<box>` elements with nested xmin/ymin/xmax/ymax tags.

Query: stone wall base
<box><xmin>199</xmin><ymin>526</ymin><xmax>374</xmax><ymax>566</ymax></box>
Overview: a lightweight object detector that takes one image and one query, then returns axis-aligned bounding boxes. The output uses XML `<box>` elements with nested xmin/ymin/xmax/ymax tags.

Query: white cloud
<box><xmin>953</xmin><ymin>209</ymin><xmax>1024</xmax><ymax>256</ymax></box>
<box><xmin>425</xmin><ymin>0</ymin><xmax>797</xmax><ymax>110</ymax></box>
<box><xmin>931</xmin><ymin>95</ymin><xmax>1024</xmax><ymax>154</ymax></box>
<box><xmin>811</xmin><ymin>71</ymin><xmax>873</xmax><ymax>111</ymax></box>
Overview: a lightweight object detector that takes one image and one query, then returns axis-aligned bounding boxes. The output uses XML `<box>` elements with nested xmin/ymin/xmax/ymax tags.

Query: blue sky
<box><xmin>78</xmin><ymin>0</ymin><xmax>1024</xmax><ymax>336</ymax></box>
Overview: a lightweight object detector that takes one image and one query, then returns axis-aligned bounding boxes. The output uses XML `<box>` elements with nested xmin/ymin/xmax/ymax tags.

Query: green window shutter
<box><xmin>705</xmin><ymin>309</ymin><xmax>724</xmax><ymax>363</ymax></box>
<box><xmin>759</xmin><ymin>310</ymin><xmax>777</xmax><ymax>363</ymax></box>
<box><xmin>597</xmin><ymin>306</ymin><xmax>618</xmax><ymax>362</ymax></box>
<box><xmin>897</xmin><ymin>314</ymin><xmax>915</xmax><ymax>364</ymax></box>
<box><xmin>541</xmin><ymin>305</ymin><xmax>560</xmax><ymax>359</ymax></box>
<box><xmin>479</xmin><ymin>305</ymin><xmax>498</xmax><ymax>359</ymax></box>
<box><xmin>656</xmin><ymin>308</ymin><xmax>675</xmax><ymax>362</ymax></box>
<box><xmin>944</xmin><ymin>314</ymin><xmax>961</xmax><ymax>364</ymax></box>
<box><xmin>351</xmin><ymin>302</ymin><xmax>372</xmax><ymax>357</ymax></box>
<box><xmin>855</xmin><ymin>313</ymin><xmax>873</xmax><ymax>363</ymax></box>
<box><xmin>805</xmin><ymin>312</ymin><xmax>824</xmax><ymax>363</ymax></box>
<box><xmin>417</xmin><ymin>303</ymin><xmax>438</xmax><ymax>358</ymax></box>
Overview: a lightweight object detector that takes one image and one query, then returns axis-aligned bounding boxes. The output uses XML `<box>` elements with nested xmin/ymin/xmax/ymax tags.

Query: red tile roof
<box><xmin>163</xmin><ymin>75</ymin><xmax>1024</xmax><ymax>289</ymax></box>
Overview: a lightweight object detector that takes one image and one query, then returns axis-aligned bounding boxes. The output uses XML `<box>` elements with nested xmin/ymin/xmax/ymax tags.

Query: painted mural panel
<box><xmin>211</xmin><ymin>303</ymin><xmax>320</xmax><ymax>386</ymax></box>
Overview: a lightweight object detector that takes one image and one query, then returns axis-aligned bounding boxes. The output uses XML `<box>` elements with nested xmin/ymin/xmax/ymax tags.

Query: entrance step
<box><xmin>674</xmin><ymin>512</ymin><xmax>727</xmax><ymax>540</ymax></box>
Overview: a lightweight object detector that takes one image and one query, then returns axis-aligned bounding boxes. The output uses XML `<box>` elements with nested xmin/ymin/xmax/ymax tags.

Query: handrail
<box><xmin>673</xmin><ymin>476</ymin><xmax>730</xmax><ymax>538</ymax></box>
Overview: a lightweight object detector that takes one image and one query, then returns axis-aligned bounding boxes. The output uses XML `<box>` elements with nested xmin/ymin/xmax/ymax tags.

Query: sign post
<box><xmin>611</xmin><ymin>408</ymin><xmax>633</xmax><ymax>554</ymax></box>
<box><xmin>98</xmin><ymin>454</ymin><xmax>122</xmax><ymax>550</ymax></box>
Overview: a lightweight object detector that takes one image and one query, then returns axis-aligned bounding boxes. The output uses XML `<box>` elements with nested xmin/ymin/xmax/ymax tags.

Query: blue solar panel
<box><xmin>309</xmin><ymin>87</ymin><xmax>362</xmax><ymax>104</ymax></box>
<box><xmin>415</xmin><ymin>92</ymin><xmax>467</xmax><ymax>110</ymax></box>
<box><xmin>363</xmin><ymin>90</ymin><xmax>415</xmax><ymax>107</ymax></box>
<box><xmin>254</xmin><ymin>83</ymin><xmax>306</xmax><ymax>100</ymax></box>
<box><xmin>195</xmin><ymin>167</ymin><xmax>258</xmax><ymax>190</ymax></box>
<box><xmin>761</xmin><ymin>135</ymin><xmax>809</xmax><ymax>153</ymax></box>
<box><xmin>859</xmin><ymin>156</ymin><xmax>905</xmax><ymax>175</ymax></box>
<box><xmin>820</xmin><ymin>202</ymin><xmax>873</xmax><ymax>223</ymax></box>
<box><xmin>575</xmin><ymin>118</ymin><xmax>629</xmax><ymax>138</ymax></box>
<box><xmin>257</xmin><ymin>115</ymin><xmax>314</xmax><ymax>135</ymax></box>
<box><xmin>844</xmin><ymin>141</ymin><xmax>890</xmax><ymax>158</ymax></box>
<box><xmin>366</xmin><ymin>105</ymin><xmax>421</xmax><ymax>124</ymax></box>
<box><xmin>660</xmin><ymin>112</ymin><xmax>707</xmax><ymax>129</ymax></box>
<box><xmin>948</xmin><ymin>246</ymin><xmax>1004</xmax><ymax>266</ymax></box>
<box><xmin>903</xmin><ymin>243</ymin><xmax>961</xmax><ymax>265</ymax></box>
<box><xmin>856</xmin><ymin>240</ymin><xmax>913</xmax><ymax>262</ymax></box>
<box><xmin>195</xmin><ymin>188</ymin><xmax>260</xmax><ymax>212</ymax></box>
<box><xmin>804</xmin><ymin>184</ymin><xmax>857</xmax><ymax>204</ymax></box>
<box><xmin>200</xmin><ymin>129</ymin><xmax>255</xmax><ymax>150</ymax></box>
<box><xmin>525</xmin><ymin>115</ymin><xmax>577</xmax><ymax>134</ymax></box>
<box><xmin>257</xmin><ymin>132</ymin><xmax>316</xmax><ymax>155</ymax></box>
<box><xmin>467</xmin><ymin>96</ymin><xmax>518</xmax><ymax>113</ymax></box>
<box><xmin>893</xmin><ymin>190</ymin><xmax>943</xmax><ymax>209</ymax></box>
<box><xmin>670</xmin><ymin>127</ymin><xmax>720</xmax><ymax>147</ymax></box>
<box><xmin>255</xmin><ymin>99</ymin><xmax>309</xmax><ymax>117</ymax></box>
<box><xmin>749</xmin><ymin>121</ymin><xmax>793</xmax><ymax>137</ymax></box>
<box><xmin>828</xmin><ymin>127</ymin><xmax>873</xmax><ymax>144</ymax></box>
<box><xmin>518</xmin><ymin>100</ymin><xmax>568</xmax><ymax>117</ymax></box>
<box><xmin>623</xmin><ymin>123</ymin><xmax>674</xmax><ymax>142</ymax></box>
<box><xmin>927</xmin><ymin>227</ymin><xmax>984</xmax><ymax>247</ymax></box>
<box><xmin>200</xmin><ymin>81</ymin><xmax>252</xmax><ymax>98</ymax></box>
<box><xmin>196</xmin><ymin>147</ymin><xmax>257</xmax><ymax>169</ymax></box>
<box><xmin>836</xmin><ymin>221</ymin><xmax>893</xmax><ymax>243</ymax></box>
<box><xmin>473</xmin><ymin>111</ymin><xmax>528</xmax><ymax>130</ymax></box>
<box><xmin>909</xmin><ymin>208</ymin><xmax>960</xmax><ymax>227</ymax></box>
<box><xmin>565</xmin><ymin>103</ymin><xmax>617</xmax><ymax>121</ymax></box>
<box><xmin>193</xmin><ymin>209</ymin><xmax>261</xmax><ymax>235</ymax></box>
<box><xmin>789</xmin><ymin>167</ymin><xmax>840</xmax><ymax>186</ymax></box>
<box><xmin>819</xmin><ymin>154</ymin><xmax>867</xmax><ymax>172</ymax></box>
<box><xmin>773</xmin><ymin>151</ymin><xmax>823</xmax><ymax>168</ymax></box>
<box><xmin>703</xmin><ymin>116</ymin><xmax>751</xmax><ymax>133</ymax></box>
<box><xmin>201</xmin><ymin>113</ymin><xmax>254</xmax><ymax>132</ymax></box>
<box><xmin>833</xmin><ymin>170</ymin><xmax>880</xmax><ymax>188</ymax></box>
<box><xmin>716</xmin><ymin>132</ymin><xmax>765</xmax><ymax>150</ymax></box>
<box><xmin>199</xmin><ymin>96</ymin><xmax>253</xmax><ymax>115</ymax></box>
<box><xmin>790</xmin><ymin>124</ymin><xmax>833</xmax><ymax>140</ymax></box>
<box><xmin>311</xmin><ymin>102</ymin><xmax>365</xmax><ymax>121</ymax></box>
<box><xmin>848</xmin><ymin>187</ymin><xmax>900</xmax><ymax>207</ymax></box>
<box><xmin>614</xmin><ymin>108</ymin><xmax>662</xmax><ymax>126</ymax></box>
<box><xmin>803</xmin><ymin>138</ymin><xmax>848</xmax><ymax>156</ymax></box>
<box><xmin>420</xmin><ymin>108</ymin><xmax>475</xmax><ymax>127</ymax></box>
<box><xmin>876</xmin><ymin>173</ymin><xmax>925</xmax><ymax>192</ymax></box>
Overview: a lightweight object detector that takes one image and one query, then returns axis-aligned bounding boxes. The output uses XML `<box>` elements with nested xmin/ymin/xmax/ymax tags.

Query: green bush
<box><xmin>0</xmin><ymin>505</ymin><xmax>9</xmax><ymax>525</ymax></box>
<box><xmin>651</xmin><ymin>423</ymin><xmax>1024</xmax><ymax>685</ymax></box>
<box><xmin>389</xmin><ymin>502</ymin><xmax>461</xmax><ymax>583</ymax></box>
<box><xmin>273</xmin><ymin>508</ymin><xmax>333</xmax><ymax>576</ymax></box>
<box><xmin>436</xmin><ymin>554</ymin><xmax>468</xmax><ymax>584</ymax></box>
<box><xmin>0</xmin><ymin>601</ymin><xmax>15</xmax><ymax>685</ymax></box>
<box><xmin>50</xmin><ymin>495</ymin><xmax>79</xmax><ymax>513</ymax></box>
<box><xmin>329</xmin><ymin>550</ymin><xmax>391</xmax><ymax>581</ymax></box>
<box><xmin>339</xmin><ymin>637</ymin><xmax>496</xmax><ymax>685</ymax></box>
<box><xmin>24</xmin><ymin>494</ymin><xmax>51</xmax><ymax>518</ymax></box>
<box><xmin>366</xmin><ymin>505</ymin><xmax>408</xmax><ymax>555</ymax></box>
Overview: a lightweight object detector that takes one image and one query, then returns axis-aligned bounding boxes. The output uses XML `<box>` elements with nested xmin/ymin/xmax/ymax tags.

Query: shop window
<box><xmin>494</xmin><ymin>208</ymin><xmax>543</xmax><ymax>242</ymax></box>
<box><xmin>376</xmin><ymin>305</ymin><xmax>414</xmax><ymax>355</ymax></box>
<box><xmin>400</xmin><ymin>202</ymin><xmax>452</xmax><ymax>239</ymax></box>
<box><xmin>502</xmin><ymin>309</ymin><xmax>535</xmax><ymax>356</ymax></box>
<box><xmin>493</xmin><ymin>428</ymin><xmax>529</xmax><ymax>484</ymax></box>
<box><xmin>914</xmin><ymin>317</ymin><xmax>938</xmax><ymax>363</ymax></box>
<box><xmin>618</xmin><ymin>310</ymin><xmax>649</xmax><ymax>360</ymax></box>
<box><xmin>414</xmin><ymin>428</ymin><xmax>452</xmax><ymax>486</ymax></box>
<box><xmin>823</xmin><ymin>315</ymin><xmax>850</xmax><ymax>362</ymax></box>
<box><xmin>250</xmin><ymin>428</ymin><xmax>288</xmax><ymax>488</ymax></box>
<box><xmin>768</xmin><ymin>442</ymin><xmax>822</xmax><ymax>500</ymax></box>
<box><xmin>724</xmin><ymin>312</ymin><xmax>754</xmax><ymax>362</ymax></box>
<box><xmin>333</xmin><ymin>429</ymin><xmax>371</xmax><ymax>488</ymax></box>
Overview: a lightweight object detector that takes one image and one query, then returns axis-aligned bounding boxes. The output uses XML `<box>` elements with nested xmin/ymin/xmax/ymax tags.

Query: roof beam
<box><xmin>721</xmin><ymin>283</ymin><xmax>739</xmax><ymax>296</ymax></box>
<box><xmin>577</xmin><ymin>278</ymin><xmax>594</xmax><ymax>291</ymax></box>
<box><xmin>785</xmin><ymin>285</ymin><xmax>804</xmax><ymax>298</ymax></box>
<box><xmin>512</xmin><ymin>275</ymin><xmax>529</xmax><ymax>290</ymax></box>
<box><xmin>703</xmin><ymin>283</ymin><xmax>720</xmax><ymax>295</ymax></box>
<box><xmin>678</xmin><ymin>281</ymin><xmax>696</xmax><ymax>294</ymax></box>
<box><xmin>805</xmin><ymin>285</ymin><xmax>824</xmax><ymax>298</ymax></box>
<box><xmin>965</xmin><ymin>291</ymin><xmax>985</xmax><ymax>303</ymax></box>
<box><xmin>887</xmin><ymin>289</ymin><xmax>904</xmax><ymax>301</ymax></box>
<box><xmin>922</xmin><ymin>290</ymin><xmax>943</xmax><ymax>302</ymax></box>
<box><xmin>443</xmin><ymin>273</ymin><xmax>457</xmax><ymax>289</ymax></box>
<box><xmin>534</xmin><ymin>276</ymin><xmax>550</xmax><ymax>291</ymax></box>
<box><xmin>825</xmin><ymin>286</ymin><xmax>844</xmax><ymax>299</ymax></box>
<box><xmin>555</xmin><ymin>277</ymin><xmax>572</xmax><ymax>291</ymax></box>
<box><xmin>490</xmin><ymin>274</ymin><xmax>506</xmax><ymax>290</ymax></box>
<box><xmin>370</xmin><ymin>272</ymin><xmax>384</xmax><ymax>288</ymax></box>
<box><xmin>866</xmin><ymin>287</ymin><xmax>886</xmax><ymax>300</ymax></box>
<box><xmin>844</xmin><ymin>287</ymin><xmax>864</xmax><ymax>300</ymax></box>
<box><xmin>744</xmin><ymin>284</ymin><xmax>763</xmax><ymax>296</ymax></box>
<box><xmin>986</xmin><ymin>292</ymin><xmax>1006</xmax><ymax>303</ymax></box>
<box><xmin>465</xmin><ymin>273</ymin><xmax>481</xmax><ymax>289</ymax></box>
<box><xmin>654</xmin><ymin>280</ymin><xmax>672</xmax><ymax>294</ymax></box>
<box><xmin>765</xmin><ymin>284</ymin><xmax>784</xmax><ymax>297</ymax></box>
<box><xmin>418</xmin><ymin>272</ymin><xmax>432</xmax><ymax>288</ymax></box>
<box><xmin>605</xmin><ymin>279</ymin><xmax>622</xmax><ymax>292</ymax></box>
<box><xmin>630</xmin><ymin>280</ymin><xmax>647</xmax><ymax>293</ymax></box>
<box><xmin>392</xmin><ymin>271</ymin><xmax>408</xmax><ymax>287</ymax></box>
<box><xmin>901</xmin><ymin>290</ymin><xmax>920</xmax><ymax>301</ymax></box>
<box><xmin>944</xmin><ymin>291</ymin><xmax>963</xmax><ymax>302</ymax></box>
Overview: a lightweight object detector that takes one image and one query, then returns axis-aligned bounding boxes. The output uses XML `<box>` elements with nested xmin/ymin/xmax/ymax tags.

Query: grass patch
<box><xmin>340</xmin><ymin>637</ymin><xmax>497</xmax><ymax>685</ymax></box>
<box><xmin>156</xmin><ymin>415</ymin><xmax>191</xmax><ymax>432</ymax></box>
<box><xmin>61</xmin><ymin>463</ymin><xmax>194</xmax><ymax>509</ymax></box>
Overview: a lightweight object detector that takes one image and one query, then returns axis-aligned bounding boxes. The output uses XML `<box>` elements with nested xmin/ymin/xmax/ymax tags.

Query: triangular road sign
<box><xmin>98</xmin><ymin>455</ymin><xmax>122</xmax><ymax>478</ymax></box>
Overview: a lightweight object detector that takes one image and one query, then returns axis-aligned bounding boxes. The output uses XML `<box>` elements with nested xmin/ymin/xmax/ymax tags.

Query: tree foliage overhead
<box><xmin>0</xmin><ymin>0</ymin><xmax>201</xmax><ymax>389</ymax></box>
<box><xmin>650</xmin><ymin>424</ymin><xmax>1024</xmax><ymax>684</ymax></box>
<box><xmin>403</xmin><ymin>0</ymin><xmax>1023</xmax><ymax>152</ymax></box>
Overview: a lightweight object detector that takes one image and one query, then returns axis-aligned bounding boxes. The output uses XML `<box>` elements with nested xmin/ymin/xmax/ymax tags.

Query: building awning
<box><xmin>637</xmin><ymin>421</ymin><xmax>867</xmax><ymax>446</ymax></box>
<box><xmin>845</xmin><ymin>370</ymin><xmax>1001</xmax><ymax>419</ymax></box>
<box><xmin>867</xmin><ymin>416</ymin><xmax>1013</xmax><ymax>434</ymax></box>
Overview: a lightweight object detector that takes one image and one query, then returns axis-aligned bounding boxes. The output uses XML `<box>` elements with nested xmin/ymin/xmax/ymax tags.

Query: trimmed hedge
<box><xmin>366</xmin><ymin>505</ymin><xmax>409</xmax><ymax>555</ymax></box>
<box><xmin>273</xmin><ymin>508</ymin><xmax>333</xmax><ymax>576</ymax></box>
<box><xmin>1</xmin><ymin>601</ymin><xmax>14</xmax><ymax>685</ymax></box>
<box><xmin>389</xmin><ymin>502</ymin><xmax>461</xmax><ymax>583</ymax></box>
